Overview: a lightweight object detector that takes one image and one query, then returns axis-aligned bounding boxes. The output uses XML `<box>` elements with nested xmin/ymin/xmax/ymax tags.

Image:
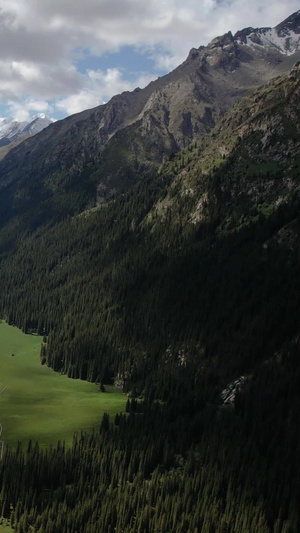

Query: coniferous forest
<box><xmin>0</xmin><ymin>61</ymin><xmax>300</xmax><ymax>531</ymax></box>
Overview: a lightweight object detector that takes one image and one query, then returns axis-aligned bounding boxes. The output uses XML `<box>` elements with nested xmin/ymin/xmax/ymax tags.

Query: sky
<box><xmin>0</xmin><ymin>0</ymin><xmax>299</xmax><ymax>122</ymax></box>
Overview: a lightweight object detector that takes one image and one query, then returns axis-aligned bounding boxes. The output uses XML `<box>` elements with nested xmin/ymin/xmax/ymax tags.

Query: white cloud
<box><xmin>56</xmin><ymin>91</ymin><xmax>100</xmax><ymax>116</ymax></box>
<box><xmin>6</xmin><ymin>98</ymin><xmax>53</xmax><ymax>122</ymax></box>
<box><xmin>56</xmin><ymin>67</ymin><xmax>154</xmax><ymax>116</ymax></box>
<box><xmin>26</xmin><ymin>100</ymin><xmax>51</xmax><ymax>112</ymax></box>
<box><xmin>6</xmin><ymin>102</ymin><xmax>31</xmax><ymax>123</ymax></box>
<box><xmin>11</xmin><ymin>61</ymin><xmax>39</xmax><ymax>81</ymax></box>
<box><xmin>0</xmin><ymin>0</ymin><xmax>298</xmax><ymax>119</ymax></box>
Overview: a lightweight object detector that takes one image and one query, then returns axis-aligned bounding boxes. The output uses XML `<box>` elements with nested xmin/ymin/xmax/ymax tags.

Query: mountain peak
<box><xmin>234</xmin><ymin>11</ymin><xmax>300</xmax><ymax>55</ymax></box>
<box><xmin>233</xmin><ymin>26</ymin><xmax>271</xmax><ymax>45</ymax></box>
<box><xmin>0</xmin><ymin>114</ymin><xmax>54</xmax><ymax>146</ymax></box>
<box><xmin>207</xmin><ymin>31</ymin><xmax>234</xmax><ymax>49</ymax></box>
<box><xmin>32</xmin><ymin>112</ymin><xmax>48</xmax><ymax>120</ymax></box>
<box><xmin>275</xmin><ymin>10</ymin><xmax>300</xmax><ymax>36</ymax></box>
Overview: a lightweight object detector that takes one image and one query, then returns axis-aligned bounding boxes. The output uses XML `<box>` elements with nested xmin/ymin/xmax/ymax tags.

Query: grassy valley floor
<box><xmin>0</xmin><ymin>520</ymin><xmax>13</xmax><ymax>532</ymax></box>
<box><xmin>0</xmin><ymin>321</ymin><xmax>126</xmax><ymax>448</ymax></box>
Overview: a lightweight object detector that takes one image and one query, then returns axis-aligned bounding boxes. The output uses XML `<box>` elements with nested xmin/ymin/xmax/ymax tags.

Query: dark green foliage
<box><xmin>1</xmin><ymin>363</ymin><xmax>300</xmax><ymax>533</ymax></box>
<box><xmin>1</xmin><ymin>166</ymin><xmax>300</xmax><ymax>393</ymax></box>
<box><xmin>1</xmin><ymin>67</ymin><xmax>300</xmax><ymax>531</ymax></box>
<box><xmin>0</xmin><ymin>162</ymin><xmax>300</xmax><ymax>530</ymax></box>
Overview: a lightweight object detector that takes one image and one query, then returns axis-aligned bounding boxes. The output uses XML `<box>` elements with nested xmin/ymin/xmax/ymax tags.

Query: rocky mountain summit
<box><xmin>234</xmin><ymin>9</ymin><xmax>300</xmax><ymax>55</ymax></box>
<box><xmin>0</xmin><ymin>114</ymin><xmax>54</xmax><ymax>147</ymax></box>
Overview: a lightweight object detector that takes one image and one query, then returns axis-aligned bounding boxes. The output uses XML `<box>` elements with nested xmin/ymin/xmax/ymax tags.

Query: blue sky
<box><xmin>0</xmin><ymin>0</ymin><xmax>298</xmax><ymax>121</ymax></box>
<box><xmin>75</xmin><ymin>46</ymin><xmax>157</xmax><ymax>79</ymax></box>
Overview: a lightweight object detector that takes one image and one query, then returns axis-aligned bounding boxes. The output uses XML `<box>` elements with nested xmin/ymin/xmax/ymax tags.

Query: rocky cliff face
<box><xmin>151</xmin><ymin>61</ymin><xmax>300</xmax><ymax>237</ymax></box>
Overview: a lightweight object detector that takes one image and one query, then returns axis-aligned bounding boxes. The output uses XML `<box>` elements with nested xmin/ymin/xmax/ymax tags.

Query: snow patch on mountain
<box><xmin>0</xmin><ymin>114</ymin><xmax>56</xmax><ymax>145</ymax></box>
<box><xmin>235</xmin><ymin>11</ymin><xmax>300</xmax><ymax>56</ymax></box>
<box><xmin>238</xmin><ymin>27</ymin><xmax>300</xmax><ymax>56</ymax></box>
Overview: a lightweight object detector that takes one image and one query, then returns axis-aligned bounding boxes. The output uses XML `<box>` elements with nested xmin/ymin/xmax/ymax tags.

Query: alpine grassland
<box><xmin>0</xmin><ymin>321</ymin><xmax>126</xmax><ymax>448</ymax></box>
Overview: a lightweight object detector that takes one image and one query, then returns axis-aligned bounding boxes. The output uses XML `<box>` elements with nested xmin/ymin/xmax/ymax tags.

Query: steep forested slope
<box><xmin>1</xmin><ymin>64</ymin><xmax>300</xmax><ymax>390</ymax></box>
<box><xmin>0</xmin><ymin>62</ymin><xmax>300</xmax><ymax>533</ymax></box>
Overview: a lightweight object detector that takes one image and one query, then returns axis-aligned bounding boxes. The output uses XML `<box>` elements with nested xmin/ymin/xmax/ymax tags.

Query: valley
<box><xmin>0</xmin><ymin>321</ymin><xmax>126</xmax><ymax>448</ymax></box>
<box><xmin>0</xmin><ymin>9</ymin><xmax>299</xmax><ymax>532</ymax></box>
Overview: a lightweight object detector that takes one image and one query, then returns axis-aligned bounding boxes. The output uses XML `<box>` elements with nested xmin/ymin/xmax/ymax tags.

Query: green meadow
<box><xmin>0</xmin><ymin>520</ymin><xmax>13</xmax><ymax>532</ymax></box>
<box><xmin>0</xmin><ymin>321</ymin><xmax>126</xmax><ymax>448</ymax></box>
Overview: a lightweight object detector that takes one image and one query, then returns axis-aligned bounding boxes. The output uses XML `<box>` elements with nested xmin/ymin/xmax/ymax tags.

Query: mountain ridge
<box><xmin>0</xmin><ymin>113</ymin><xmax>55</xmax><ymax>147</ymax></box>
<box><xmin>0</xmin><ymin>11</ymin><xmax>300</xmax><ymax>213</ymax></box>
<box><xmin>153</xmin><ymin>61</ymin><xmax>300</xmax><ymax>236</ymax></box>
<box><xmin>234</xmin><ymin>9</ymin><xmax>300</xmax><ymax>55</ymax></box>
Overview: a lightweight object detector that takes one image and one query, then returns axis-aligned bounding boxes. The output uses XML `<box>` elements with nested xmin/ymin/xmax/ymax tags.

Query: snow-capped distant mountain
<box><xmin>0</xmin><ymin>113</ymin><xmax>55</xmax><ymax>147</ymax></box>
<box><xmin>235</xmin><ymin>10</ymin><xmax>300</xmax><ymax>55</ymax></box>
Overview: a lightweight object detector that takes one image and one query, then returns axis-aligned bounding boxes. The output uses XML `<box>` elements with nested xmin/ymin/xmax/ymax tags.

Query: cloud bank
<box><xmin>0</xmin><ymin>0</ymin><xmax>298</xmax><ymax>118</ymax></box>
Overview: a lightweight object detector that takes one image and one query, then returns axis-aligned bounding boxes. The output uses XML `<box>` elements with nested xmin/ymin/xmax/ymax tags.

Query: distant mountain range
<box><xmin>0</xmin><ymin>113</ymin><xmax>55</xmax><ymax>147</ymax></box>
